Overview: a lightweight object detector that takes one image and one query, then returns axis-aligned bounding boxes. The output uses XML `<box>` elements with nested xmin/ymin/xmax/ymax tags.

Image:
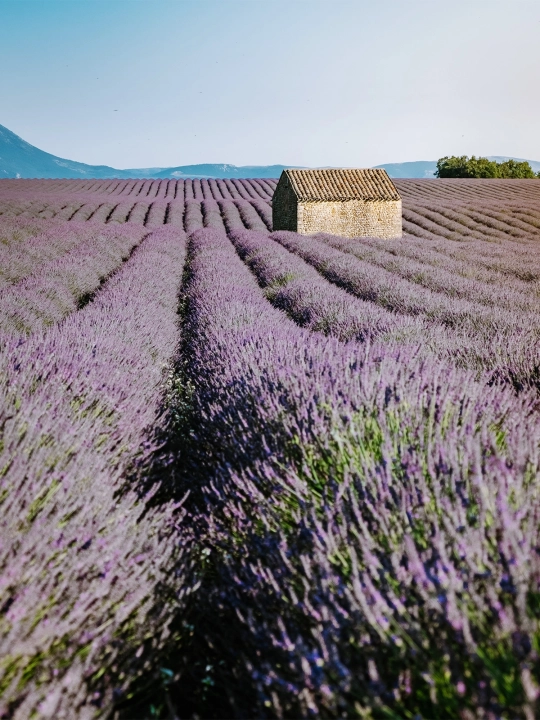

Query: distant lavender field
<box><xmin>1</xmin><ymin>177</ymin><xmax>540</xmax><ymax>719</ymax></box>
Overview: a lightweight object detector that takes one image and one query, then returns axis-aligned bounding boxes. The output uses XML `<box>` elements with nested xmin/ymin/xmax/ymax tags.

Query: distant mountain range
<box><xmin>1</xmin><ymin>123</ymin><xmax>539</xmax><ymax>180</ymax></box>
<box><xmin>0</xmin><ymin>125</ymin><xmax>293</xmax><ymax>180</ymax></box>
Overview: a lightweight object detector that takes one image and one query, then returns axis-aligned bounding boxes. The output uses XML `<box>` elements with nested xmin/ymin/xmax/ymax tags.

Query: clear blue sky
<box><xmin>1</xmin><ymin>0</ymin><xmax>539</xmax><ymax>168</ymax></box>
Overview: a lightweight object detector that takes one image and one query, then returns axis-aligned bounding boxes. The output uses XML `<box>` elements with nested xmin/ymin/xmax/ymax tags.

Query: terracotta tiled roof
<box><xmin>282</xmin><ymin>168</ymin><xmax>401</xmax><ymax>202</ymax></box>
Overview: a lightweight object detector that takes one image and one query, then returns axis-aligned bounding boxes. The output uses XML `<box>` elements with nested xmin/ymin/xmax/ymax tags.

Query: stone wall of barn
<box><xmin>297</xmin><ymin>199</ymin><xmax>402</xmax><ymax>239</ymax></box>
<box><xmin>272</xmin><ymin>176</ymin><xmax>297</xmax><ymax>232</ymax></box>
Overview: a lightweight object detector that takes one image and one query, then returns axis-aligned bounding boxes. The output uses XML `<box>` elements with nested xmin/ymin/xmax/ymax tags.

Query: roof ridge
<box><xmin>282</xmin><ymin>168</ymin><xmax>401</xmax><ymax>202</ymax></box>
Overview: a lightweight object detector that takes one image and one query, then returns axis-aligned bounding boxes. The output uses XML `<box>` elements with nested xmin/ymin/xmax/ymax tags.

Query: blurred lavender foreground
<box><xmin>2</xmin><ymin>179</ymin><xmax>540</xmax><ymax>718</ymax></box>
<box><xmin>163</xmin><ymin>228</ymin><xmax>540</xmax><ymax>719</ymax></box>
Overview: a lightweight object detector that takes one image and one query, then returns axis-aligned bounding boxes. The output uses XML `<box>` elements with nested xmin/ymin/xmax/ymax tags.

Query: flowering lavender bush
<box><xmin>270</xmin><ymin>231</ymin><xmax>533</xmax><ymax>337</ymax></box>
<box><xmin>159</xmin><ymin>227</ymin><xmax>540</xmax><ymax>719</ymax></box>
<box><xmin>218</xmin><ymin>199</ymin><xmax>246</xmax><ymax>232</ymax></box>
<box><xmin>316</xmin><ymin>230</ymin><xmax>540</xmax><ymax>313</ymax></box>
<box><xmin>234</xmin><ymin>200</ymin><xmax>269</xmax><ymax>232</ymax></box>
<box><xmin>166</xmin><ymin>201</ymin><xmax>185</xmax><ymax>228</ymax></box>
<box><xmin>126</xmin><ymin>202</ymin><xmax>150</xmax><ymax>225</ymax></box>
<box><xmin>251</xmin><ymin>199</ymin><xmax>273</xmax><ymax>229</ymax></box>
<box><xmin>2</xmin><ymin>177</ymin><xmax>538</xmax><ymax>246</ymax></box>
<box><xmin>201</xmin><ymin>200</ymin><xmax>226</xmax><ymax>232</ymax></box>
<box><xmin>0</xmin><ymin>226</ymin><xmax>191</xmax><ymax>718</ymax></box>
<box><xmin>107</xmin><ymin>201</ymin><xmax>136</xmax><ymax>224</ymax></box>
<box><xmin>184</xmin><ymin>201</ymin><xmax>204</xmax><ymax>234</ymax></box>
<box><xmin>144</xmin><ymin>201</ymin><xmax>168</xmax><ymax>228</ymax></box>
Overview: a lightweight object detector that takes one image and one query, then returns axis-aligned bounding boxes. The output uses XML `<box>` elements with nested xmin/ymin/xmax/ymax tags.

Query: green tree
<box><xmin>436</xmin><ymin>155</ymin><xmax>539</xmax><ymax>179</ymax></box>
<box><xmin>436</xmin><ymin>156</ymin><xmax>470</xmax><ymax>178</ymax></box>
<box><xmin>497</xmin><ymin>159</ymin><xmax>537</xmax><ymax>178</ymax></box>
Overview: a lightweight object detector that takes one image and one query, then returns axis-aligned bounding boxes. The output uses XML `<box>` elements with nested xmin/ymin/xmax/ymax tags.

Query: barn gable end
<box><xmin>272</xmin><ymin>168</ymin><xmax>402</xmax><ymax>239</ymax></box>
<box><xmin>271</xmin><ymin>171</ymin><xmax>298</xmax><ymax>232</ymax></box>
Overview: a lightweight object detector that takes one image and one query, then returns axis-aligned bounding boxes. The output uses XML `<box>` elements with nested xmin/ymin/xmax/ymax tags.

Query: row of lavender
<box><xmin>3</xmin><ymin>180</ymin><xmax>540</xmax><ymax>390</ymax></box>
<box><xmin>2</xmin><ymin>199</ymin><xmax>540</xmax><ymax>257</ymax></box>
<box><xmin>0</xmin><ymin>196</ymin><xmax>271</xmax><ymax>233</ymax></box>
<box><xmin>2</xmin><ymin>179</ymin><xmax>540</xmax><ymax>240</ymax></box>
<box><xmin>0</xmin><ymin>178</ymin><xmax>275</xmax><ymax>202</ymax></box>
<box><xmin>2</xmin><ymin>177</ymin><xmax>540</xmax><ymax>206</ymax></box>
<box><xmin>395</xmin><ymin>178</ymin><xmax>540</xmax><ymax>205</ymax></box>
<box><xmin>150</xmin><ymin>227</ymin><xmax>540</xmax><ymax>719</ymax></box>
<box><xmin>4</xmin><ymin>188</ymin><xmax>540</xmax><ymax>394</ymax></box>
<box><xmin>0</xmin><ymin>227</ymin><xmax>193</xmax><ymax>718</ymax></box>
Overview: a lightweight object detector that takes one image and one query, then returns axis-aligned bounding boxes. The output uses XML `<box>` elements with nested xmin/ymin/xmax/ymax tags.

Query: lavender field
<box><xmin>1</xmin><ymin>177</ymin><xmax>540</xmax><ymax>719</ymax></box>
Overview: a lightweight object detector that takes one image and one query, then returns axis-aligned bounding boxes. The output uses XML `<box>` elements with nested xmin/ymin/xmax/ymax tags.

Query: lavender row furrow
<box><xmin>0</xmin><ymin>223</ymin><xmax>146</xmax><ymax>335</ymax></box>
<box><xmin>395</xmin><ymin>227</ymin><xmax>540</xmax><ymax>282</ymax></box>
<box><xmin>144</xmin><ymin>200</ymin><xmax>168</xmax><ymax>228</ymax></box>
<box><xmin>184</xmin><ymin>200</ymin><xmax>205</xmax><ymax>233</ymax></box>
<box><xmin>359</xmin><ymin>234</ymin><xmax>539</xmax><ymax>293</ymax></box>
<box><xmin>201</xmin><ymin>199</ymin><xmax>227</xmax><ymax>232</ymax></box>
<box><xmin>88</xmin><ymin>202</ymin><xmax>119</xmax><ymax>224</ymax></box>
<box><xmin>218</xmin><ymin>199</ymin><xmax>246</xmax><ymax>232</ymax></box>
<box><xmin>462</xmin><ymin>206</ymin><xmax>539</xmax><ymax>240</ymax></box>
<box><xmin>214</xmin><ymin>179</ymin><xmax>232</xmax><ymax>200</ymax></box>
<box><xmin>403</xmin><ymin>207</ymin><xmax>481</xmax><ymax>242</ymax></box>
<box><xmin>404</xmin><ymin>203</ymin><xmax>540</xmax><ymax>247</ymax></box>
<box><xmin>271</xmin><ymin>231</ymin><xmax>540</xmax><ymax>386</ymax></box>
<box><xmin>107</xmin><ymin>201</ymin><xmax>136</xmax><ymax>224</ymax></box>
<box><xmin>229</xmin><ymin>179</ymin><xmax>255</xmax><ymax>201</ymax></box>
<box><xmin>0</xmin><ymin>226</ymin><xmax>189</xmax><ymax>718</ymax></box>
<box><xmin>229</xmin><ymin>228</ymin><xmax>429</xmax><ymax>344</ymax></box>
<box><xmin>126</xmin><ymin>201</ymin><xmax>150</xmax><ymax>225</ymax></box>
<box><xmin>406</xmin><ymin>205</ymin><xmax>498</xmax><ymax>241</ymax></box>
<box><xmin>394</xmin><ymin>178</ymin><xmax>540</xmax><ymax>205</ymax></box>
<box><xmin>166</xmin><ymin>200</ymin><xmax>185</xmax><ymax>227</ymax></box>
<box><xmin>514</xmin><ymin>208</ymin><xmax>540</xmax><ymax>231</ymax></box>
<box><xmin>0</xmin><ymin>216</ymin><xmax>88</xmax><ymax>287</ymax></box>
<box><xmin>437</xmin><ymin>204</ymin><xmax>540</xmax><ymax>241</ymax></box>
<box><xmin>10</xmin><ymin>179</ymin><xmax>539</xmax><ymax>209</ymax></box>
<box><xmin>250</xmin><ymin>200</ymin><xmax>273</xmax><ymax>230</ymax></box>
<box><xmin>234</xmin><ymin>200</ymin><xmax>269</xmax><ymax>231</ymax></box>
<box><xmin>69</xmin><ymin>202</ymin><xmax>101</xmax><ymax>222</ymax></box>
<box><xmin>230</xmin><ymin>229</ymin><xmax>540</xmax><ymax>391</ymax></box>
<box><xmin>317</xmin><ymin>232</ymin><xmax>540</xmax><ymax>312</ymax></box>
<box><xmin>53</xmin><ymin>202</ymin><xmax>85</xmax><ymax>221</ymax></box>
<box><xmin>270</xmin><ymin>231</ymin><xmax>536</xmax><ymax>337</ymax></box>
<box><xmin>0</xmin><ymin>199</ymin><xmax>37</xmax><ymax>217</ymax></box>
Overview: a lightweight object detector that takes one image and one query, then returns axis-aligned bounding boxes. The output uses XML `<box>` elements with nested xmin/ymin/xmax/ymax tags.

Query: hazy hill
<box><xmin>2</xmin><ymin>123</ymin><xmax>539</xmax><ymax>179</ymax></box>
<box><xmin>150</xmin><ymin>163</ymin><xmax>293</xmax><ymax>179</ymax></box>
<box><xmin>0</xmin><ymin>124</ymin><xmax>128</xmax><ymax>179</ymax></box>
<box><xmin>374</xmin><ymin>161</ymin><xmax>438</xmax><ymax>178</ymax></box>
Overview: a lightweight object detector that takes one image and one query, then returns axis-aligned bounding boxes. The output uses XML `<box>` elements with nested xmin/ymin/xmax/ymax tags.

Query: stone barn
<box><xmin>272</xmin><ymin>168</ymin><xmax>402</xmax><ymax>239</ymax></box>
